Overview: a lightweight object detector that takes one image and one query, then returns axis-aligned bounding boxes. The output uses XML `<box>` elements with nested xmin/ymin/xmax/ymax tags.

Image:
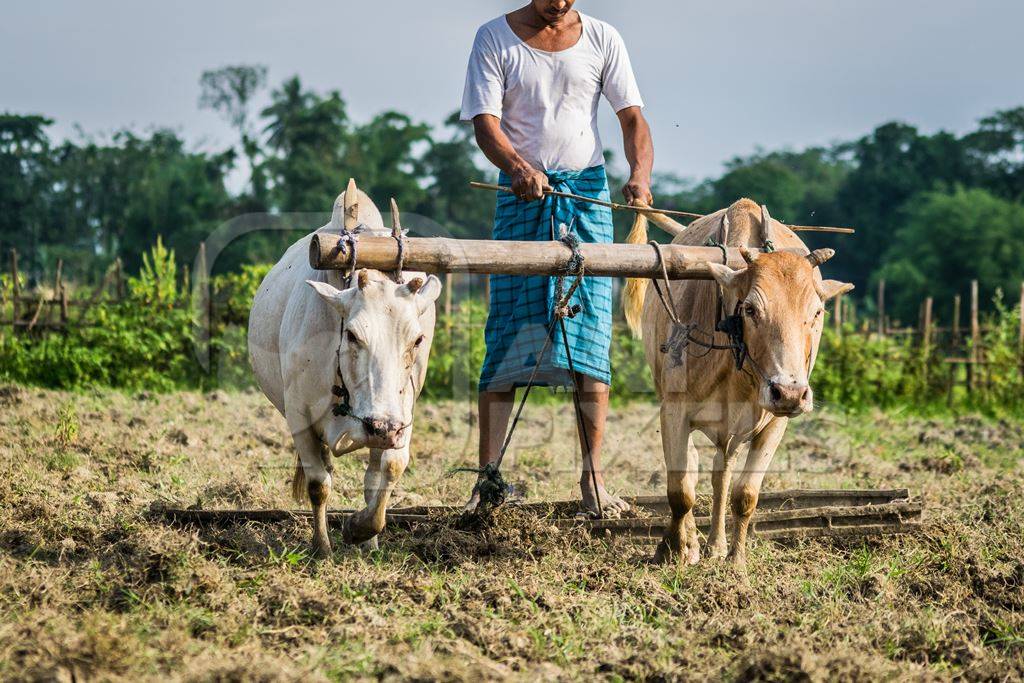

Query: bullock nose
<box><xmin>768</xmin><ymin>381</ymin><xmax>812</xmax><ymax>415</ymax></box>
<box><xmin>361</xmin><ymin>416</ymin><xmax>402</xmax><ymax>439</ymax></box>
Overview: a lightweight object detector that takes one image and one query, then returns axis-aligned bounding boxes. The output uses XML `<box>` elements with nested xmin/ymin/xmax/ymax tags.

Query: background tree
<box><xmin>260</xmin><ymin>76</ymin><xmax>349</xmax><ymax>213</ymax></box>
<box><xmin>875</xmin><ymin>187</ymin><xmax>1024</xmax><ymax>323</ymax></box>
<box><xmin>417</xmin><ymin>113</ymin><xmax>494</xmax><ymax>238</ymax></box>
<box><xmin>0</xmin><ymin>114</ymin><xmax>53</xmax><ymax>278</ymax></box>
<box><xmin>199</xmin><ymin>64</ymin><xmax>270</xmax><ymax>211</ymax></box>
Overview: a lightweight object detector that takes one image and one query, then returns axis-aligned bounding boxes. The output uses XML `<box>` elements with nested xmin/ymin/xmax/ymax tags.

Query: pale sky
<box><xmin>3</xmin><ymin>0</ymin><xmax>1022</xmax><ymax>182</ymax></box>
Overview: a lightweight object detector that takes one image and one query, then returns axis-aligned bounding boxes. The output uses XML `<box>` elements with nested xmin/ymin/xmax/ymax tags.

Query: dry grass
<box><xmin>1</xmin><ymin>384</ymin><xmax>1022</xmax><ymax>681</ymax></box>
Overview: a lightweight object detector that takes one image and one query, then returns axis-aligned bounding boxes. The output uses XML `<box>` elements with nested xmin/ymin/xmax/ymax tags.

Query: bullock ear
<box><xmin>817</xmin><ymin>279</ymin><xmax>854</xmax><ymax>301</ymax></box>
<box><xmin>707</xmin><ymin>263</ymin><xmax>744</xmax><ymax>291</ymax></box>
<box><xmin>306</xmin><ymin>279</ymin><xmax>351</xmax><ymax>312</ymax></box>
<box><xmin>399</xmin><ymin>275</ymin><xmax>442</xmax><ymax>313</ymax></box>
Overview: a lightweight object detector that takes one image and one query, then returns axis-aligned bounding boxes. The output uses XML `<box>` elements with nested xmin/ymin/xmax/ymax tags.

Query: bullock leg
<box><xmin>293</xmin><ymin>427</ymin><xmax>333</xmax><ymax>559</ymax></box>
<box><xmin>653</xmin><ymin>397</ymin><xmax>700</xmax><ymax>565</ymax></box>
<box><xmin>728</xmin><ymin>418</ymin><xmax>787</xmax><ymax>569</ymax></box>
<box><xmin>357</xmin><ymin>450</ymin><xmax>384</xmax><ymax>551</ymax></box>
<box><xmin>707</xmin><ymin>441</ymin><xmax>740</xmax><ymax>560</ymax></box>
<box><xmin>343</xmin><ymin>446</ymin><xmax>409</xmax><ymax>545</ymax></box>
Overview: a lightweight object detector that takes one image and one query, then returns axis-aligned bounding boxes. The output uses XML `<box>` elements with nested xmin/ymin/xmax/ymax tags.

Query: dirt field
<box><xmin>1</xmin><ymin>385</ymin><xmax>1022</xmax><ymax>681</ymax></box>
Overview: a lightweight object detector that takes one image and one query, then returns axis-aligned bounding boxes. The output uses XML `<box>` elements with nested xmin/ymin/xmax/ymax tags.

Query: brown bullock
<box><xmin>622</xmin><ymin>199</ymin><xmax>853</xmax><ymax>567</ymax></box>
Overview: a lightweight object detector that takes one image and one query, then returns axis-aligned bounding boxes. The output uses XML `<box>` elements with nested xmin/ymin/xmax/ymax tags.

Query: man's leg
<box><xmin>576</xmin><ymin>374</ymin><xmax>631</xmax><ymax>517</ymax></box>
<box><xmin>464</xmin><ymin>388</ymin><xmax>515</xmax><ymax>512</ymax></box>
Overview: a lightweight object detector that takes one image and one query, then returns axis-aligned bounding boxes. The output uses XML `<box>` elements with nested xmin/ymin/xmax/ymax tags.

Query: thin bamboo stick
<box><xmin>469</xmin><ymin>181</ymin><xmax>856</xmax><ymax>234</ymax></box>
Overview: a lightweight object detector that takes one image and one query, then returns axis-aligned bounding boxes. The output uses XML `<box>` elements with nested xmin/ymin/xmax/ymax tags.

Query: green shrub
<box><xmin>1</xmin><ymin>239</ymin><xmax>1022</xmax><ymax>418</ymax></box>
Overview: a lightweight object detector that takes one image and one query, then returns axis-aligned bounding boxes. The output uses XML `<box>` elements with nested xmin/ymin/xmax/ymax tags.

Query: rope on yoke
<box><xmin>337</xmin><ymin>225</ymin><xmax>363</xmax><ymax>288</ymax></box>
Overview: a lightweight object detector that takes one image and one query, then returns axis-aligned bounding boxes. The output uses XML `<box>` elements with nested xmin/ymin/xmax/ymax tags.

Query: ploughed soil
<box><xmin>1</xmin><ymin>385</ymin><xmax>1022</xmax><ymax>681</ymax></box>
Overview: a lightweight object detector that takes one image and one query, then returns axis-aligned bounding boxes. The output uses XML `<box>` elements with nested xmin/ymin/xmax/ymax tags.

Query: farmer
<box><xmin>460</xmin><ymin>0</ymin><xmax>653</xmax><ymax>517</ymax></box>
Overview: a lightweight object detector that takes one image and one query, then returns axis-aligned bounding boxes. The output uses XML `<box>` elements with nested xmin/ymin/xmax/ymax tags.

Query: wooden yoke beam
<box><xmin>309</xmin><ymin>233</ymin><xmax>788</xmax><ymax>280</ymax></box>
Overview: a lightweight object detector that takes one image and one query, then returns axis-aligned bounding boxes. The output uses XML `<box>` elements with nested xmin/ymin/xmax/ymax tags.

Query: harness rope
<box><xmin>648</xmin><ymin>226</ymin><xmax>773</xmax><ymax>389</ymax></box>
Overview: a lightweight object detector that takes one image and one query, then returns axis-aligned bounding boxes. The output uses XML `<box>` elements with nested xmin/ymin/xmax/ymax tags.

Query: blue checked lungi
<box><xmin>478</xmin><ymin>165</ymin><xmax>614</xmax><ymax>391</ymax></box>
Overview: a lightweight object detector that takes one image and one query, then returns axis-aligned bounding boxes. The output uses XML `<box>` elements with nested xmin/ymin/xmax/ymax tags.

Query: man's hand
<box><xmin>511</xmin><ymin>164</ymin><xmax>548</xmax><ymax>202</ymax></box>
<box><xmin>622</xmin><ymin>174</ymin><xmax>653</xmax><ymax>206</ymax></box>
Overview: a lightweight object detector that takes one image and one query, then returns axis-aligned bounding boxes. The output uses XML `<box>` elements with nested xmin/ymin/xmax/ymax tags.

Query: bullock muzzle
<box><xmin>361</xmin><ymin>415</ymin><xmax>405</xmax><ymax>449</ymax></box>
<box><xmin>764</xmin><ymin>380</ymin><xmax>813</xmax><ymax>418</ymax></box>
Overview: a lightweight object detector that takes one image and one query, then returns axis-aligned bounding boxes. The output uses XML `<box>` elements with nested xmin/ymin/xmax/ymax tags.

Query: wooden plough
<box><xmin>157</xmin><ymin>488</ymin><xmax>922</xmax><ymax>544</ymax></box>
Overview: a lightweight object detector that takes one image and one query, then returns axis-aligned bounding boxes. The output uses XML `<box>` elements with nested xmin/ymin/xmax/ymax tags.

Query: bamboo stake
<box><xmin>60</xmin><ymin>285</ymin><xmax>69</xmax><ymax>327</ymax></box>
<box><xmin>444</xmin><ymin>272</ymin><xmax>453</xmax><ymax>320</ymax></box>
<box><xmin>1018</xmin><ymin>282</ymin><xmax>1023</xmax><ymax>361</ymax></box>
<box><xmin>10</xmin><ymin>249</ymin><xmax>20</xmax><ymax>327</ymax></box>
<box><xmin>25</xmin><ymin>293</ymin><xmax>45</xmax><ymax>332</ymax></box>
<box><xmin>923</xmin><ymin>297</ymin><xmax>933</xmax><ymax>355</ymax></box>
<box><xmin>970</xmin><ymin>280</ymin><xmax>980</xmax><ymax>359</ymax></box>
<box><xmin>952</xmin><ymin>295</ymin><xmax>961</xmax><ymax>351</ymax></box>
<box><xmin>834</xmin><ymin>292</ymin><xmax>843</xmax><ymax>339</ymax></box>
<box><xmin>469</xmin><ymin>181</ymin><xmax>856</xmax><ymax>234</ymax></box>
<box><xmin>54</xmin><ymin>260</ymin><xmax>67</xmax><ymax>328</ymax></box>
<box><xmin>969</xmin><ymin>280</ymin><xmax>979</xmax><ymax>393</ymax></box>
<box><xmin>877</xmin><ymin>279</ymin><xmax>886</xmax><ymax>337</ymax></box>
<box><xmin>114</xmin><ymin>257</ymin><xmax>124</xmax><ymax>300</ymax></box>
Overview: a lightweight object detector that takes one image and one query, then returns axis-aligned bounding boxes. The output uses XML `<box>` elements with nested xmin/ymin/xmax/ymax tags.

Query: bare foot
<box><xmin>578</xmin><ymin>475</ymin><xmax>631</xmax><ymax>519</ymax></box>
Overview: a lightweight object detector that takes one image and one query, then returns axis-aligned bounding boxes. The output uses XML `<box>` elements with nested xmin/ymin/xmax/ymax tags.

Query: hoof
<box><xmin>727</xmin><ymin>550</ymin><xmax>748</xmax><ymax>571</ymax></box>
<box><xmin>652</xmin><ymin>539</ymin><xmax>676</xmax><ymax>565</ymax></box>
<box><xmin>312</xmin><ymin>537</ymin><xmax>333</xmax><ymax>560</ymax></box>
<box><xmin>685</xmin><ymin>544</ymin><xmax>700</xmax><ymax>566</ymax></box>
<box><xmin>342</xmin><ymin>514</ymin><xmax>380</xmax><ymax>546</ymax></box>
<box><xmin>359</xmin><ymin>535</ymin><xmax>379</xmax><ymax>552</ymax></box>
<box><xmin>707</xmin><ymin>543</ymin><xmax>728</xmax><ymax>561</ymax></box>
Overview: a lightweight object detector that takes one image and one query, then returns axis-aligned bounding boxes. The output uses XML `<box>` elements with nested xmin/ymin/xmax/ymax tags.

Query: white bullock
<box><xmin>249</xmin><ymin>180</ymin><xmax>441</xmax><ymax>557</ymax></box>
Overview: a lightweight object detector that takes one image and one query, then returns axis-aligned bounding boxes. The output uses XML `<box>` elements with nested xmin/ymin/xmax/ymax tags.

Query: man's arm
<box><xmin>472</xmin><ymin>115</ymin><xmax>548</xmax><ymax>201</ymax></box>
<box><xmin>617</xmin><ymin>106</ymin><xmax>654</xmax><ymax>205</ymax></box>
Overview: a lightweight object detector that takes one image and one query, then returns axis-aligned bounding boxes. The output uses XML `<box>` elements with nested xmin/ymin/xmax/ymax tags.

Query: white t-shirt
<box><xmin>460</xmin><ymin>12</ymin><xmax>644</xmax><ymax>172</ymax></box>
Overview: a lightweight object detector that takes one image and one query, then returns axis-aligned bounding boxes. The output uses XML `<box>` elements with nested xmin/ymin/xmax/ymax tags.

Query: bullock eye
<box><xmin>743</xmin><ymin>303</ymin><xmax>758</xmax><ymax>320</ymax></box>
<box><xmin>345</xmin><ymin>330</ymin><xmax>362</xmax><ymax>346</ymax></box>
<box><xmin>413</xmin><ymin>335</ymin><xmax>425</xmax><ymax>348</ymax></box>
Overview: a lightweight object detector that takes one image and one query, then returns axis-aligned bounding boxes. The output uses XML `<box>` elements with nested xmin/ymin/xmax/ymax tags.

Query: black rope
<box><xmin>554</xmin><ymin>221</ymin><xmax>585</xmax><ymax>319</ymax></box>
<box><xmin>331</xmin><ymin>348</ymin><xmax>354</xmax><ymax>417</ymax></box>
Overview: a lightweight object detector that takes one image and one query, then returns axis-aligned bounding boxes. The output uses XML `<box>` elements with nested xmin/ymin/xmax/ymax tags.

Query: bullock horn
<box><xmin>740</xmin><ymin>247</ymin><xmax>759</xmax><ymax>265</ymax></box>
<box><xmin>806</xmin><ymin>248</ymin><xmax>836</xmax><ymax>268</ymax></box>
<box><xmin>390</xmin><ymin>198</ymin><xmax>402</xmax><ymax>232</ymax></box>
<box><xmin>761</xmin><ymin>204</ymin><xmax>776</xmax><ymax>245</ymax></box>
<box><xmin>344</xmin><ymin>178</ymin><xmax>359</xmax><ymax>230</ymax></box>
<box><xmin>404</xmin><ymin>277</ymin><xmax>425</xmax><ymax>294</ymax></box>
<box><xmin>357</xmin><ymin>269</ymin><xmax>370</xmax><ymax>290</ymax></box>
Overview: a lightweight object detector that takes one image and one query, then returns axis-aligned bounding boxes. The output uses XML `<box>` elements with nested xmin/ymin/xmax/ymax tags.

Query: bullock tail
<box><xmin>291</xmin><ymin>454</ymin><xmax>307</xmax><ymax>503</ymax></box>
<box><xmin>622</xmin><ymin>211</ymin><xmax>650</xmax><ymax>339</ymax></box>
